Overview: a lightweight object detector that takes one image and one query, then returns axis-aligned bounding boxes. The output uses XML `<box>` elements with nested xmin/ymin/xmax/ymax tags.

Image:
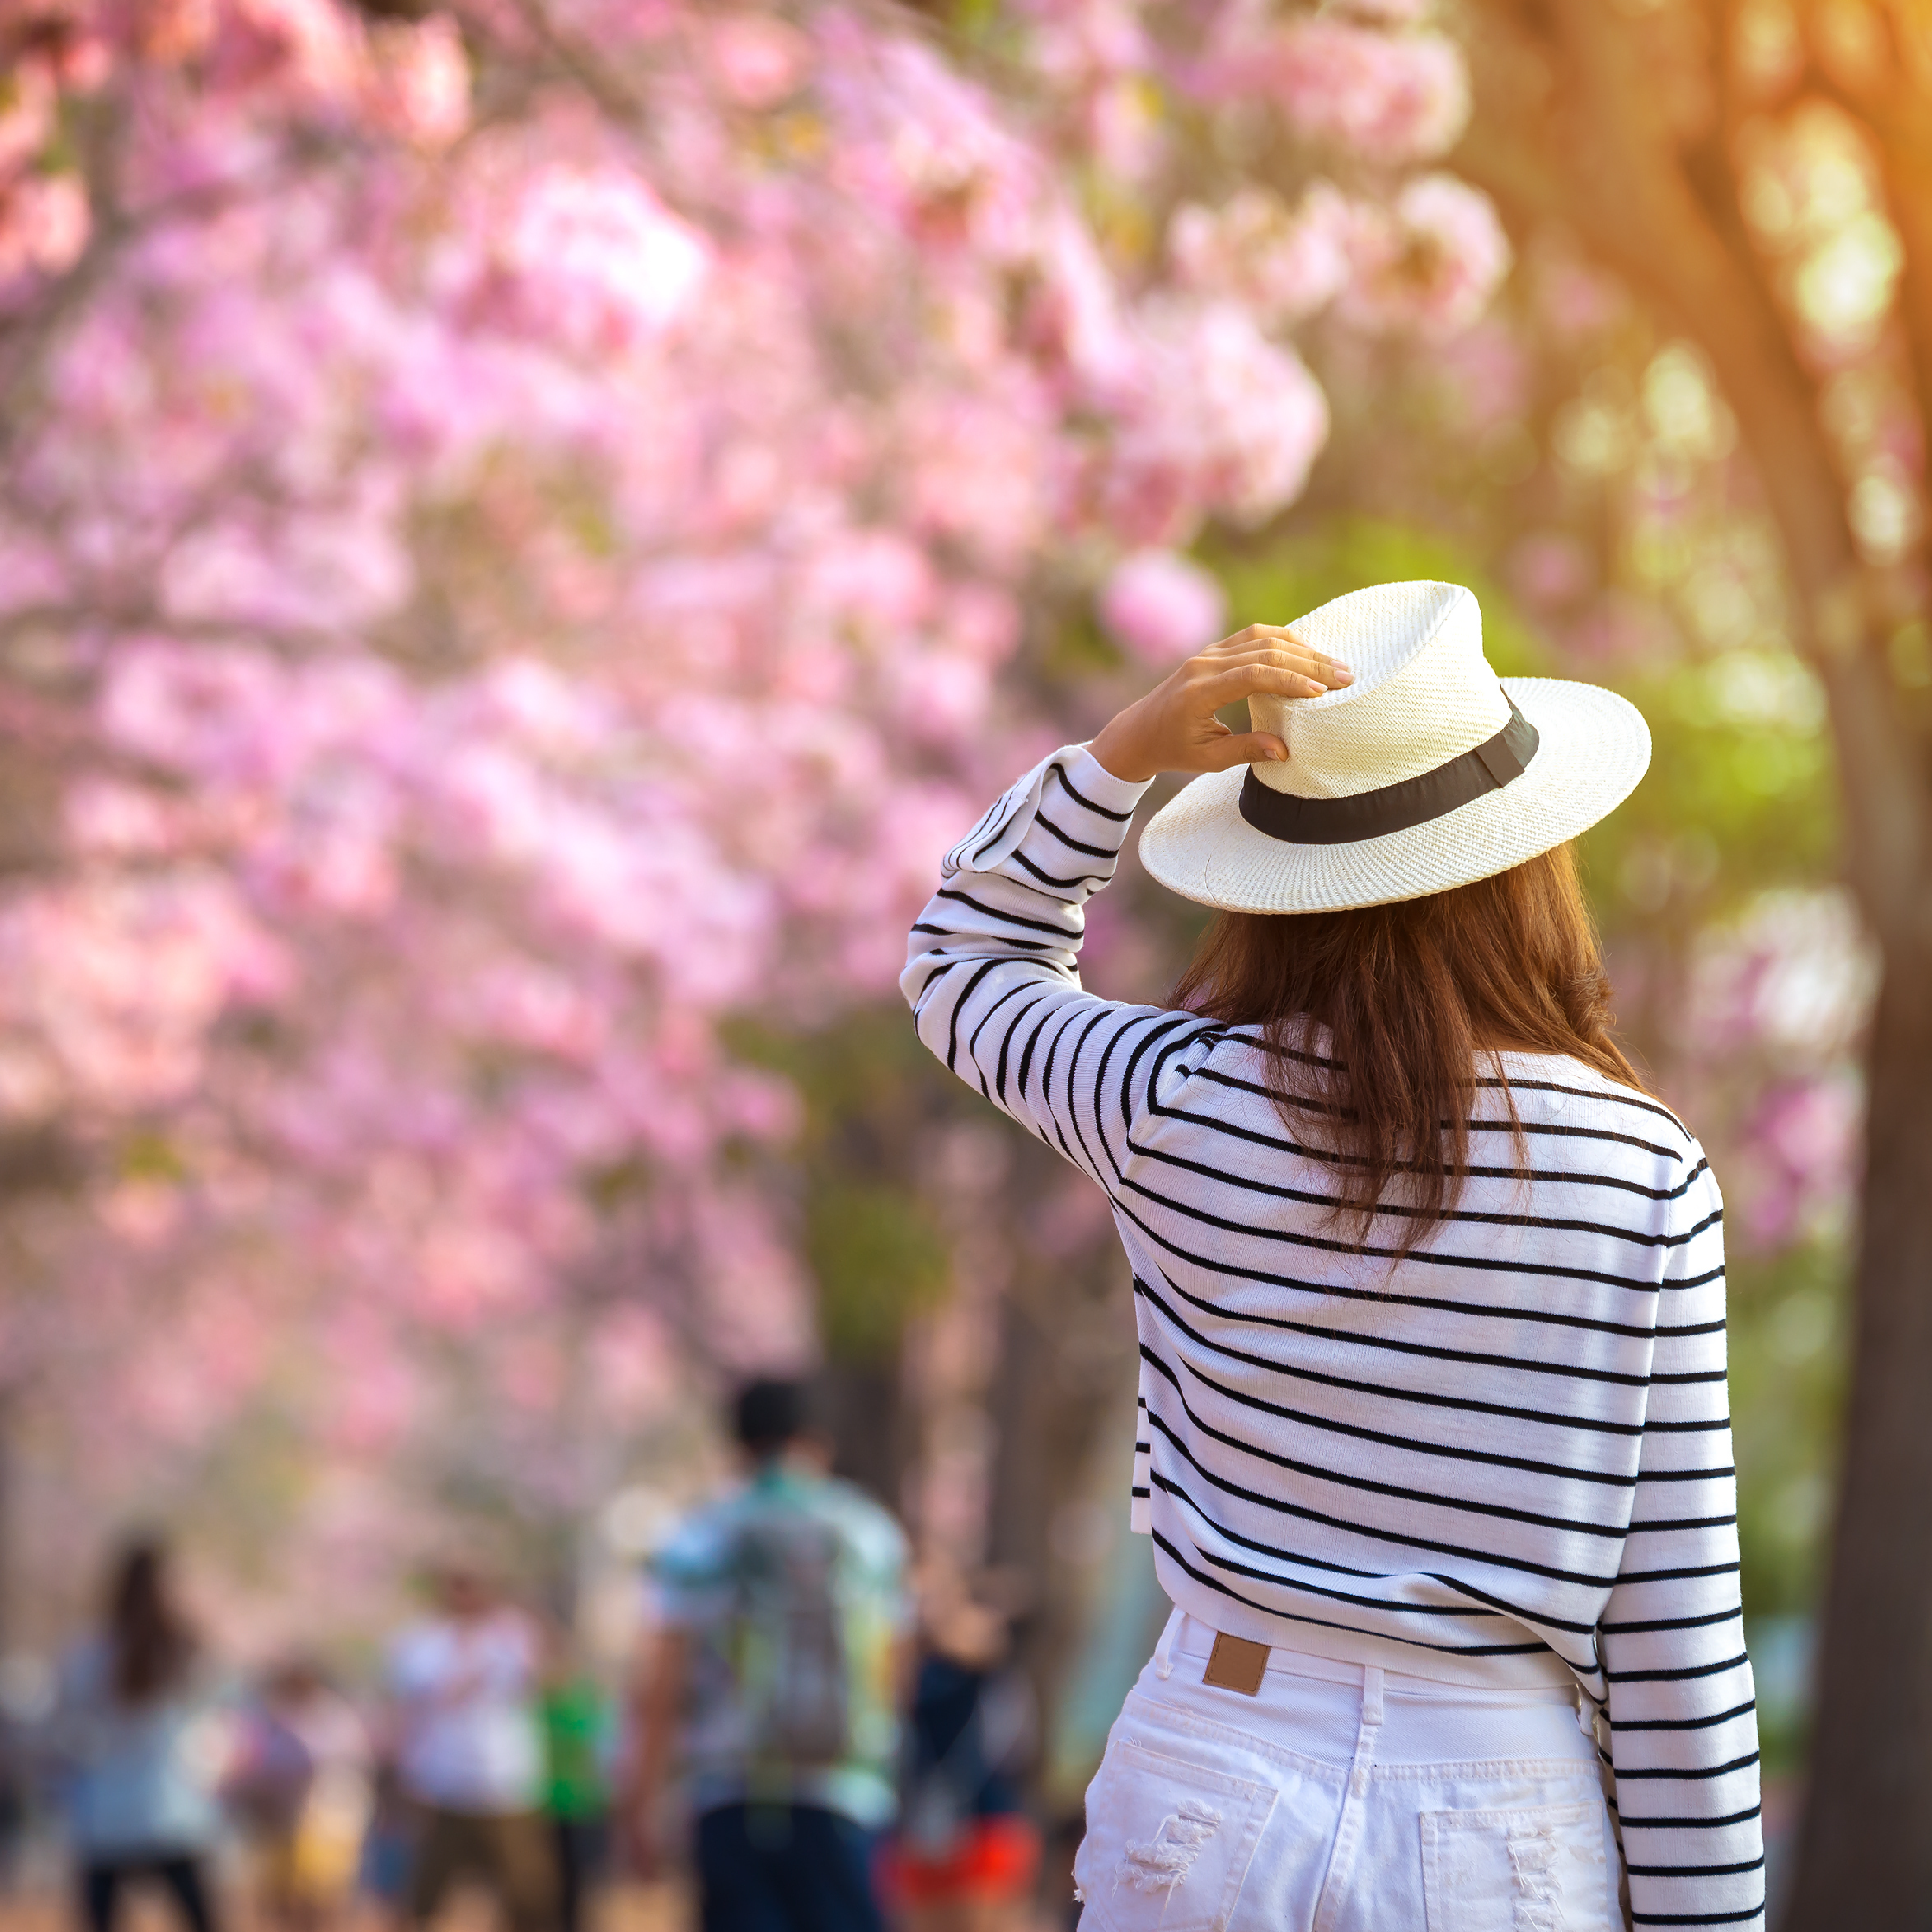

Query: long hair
<box><xmin>1173</xmin><ymin>842</ymin><xmax>1648</xmax><ymax>1257</ymax></box>
<box><xmin>105</xmin><ymin>1538</ymin><xmax>196</xmax><ymax>1704</ymax></box>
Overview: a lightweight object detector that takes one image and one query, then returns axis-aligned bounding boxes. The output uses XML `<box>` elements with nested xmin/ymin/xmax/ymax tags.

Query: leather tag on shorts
<box><xmin>1203</xmin><ymin>1631</ymin><xmax>1269</xmax><ymax>1695</ymax></box>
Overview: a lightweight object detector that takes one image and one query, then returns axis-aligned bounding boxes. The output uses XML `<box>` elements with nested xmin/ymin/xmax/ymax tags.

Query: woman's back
<box><xmin>904</xmin><ymin>731</ymin><xmax>1760</xmax><ymax>1930</ymax></box>
<box><xmin>57</xmin><ymin>1634</ymin><xmax>222</xmax><ymax>1857</ymax></box>
<box><xmin>1120</xmin><ymin>1027</ymin><xmax>1729</xmax><ymax>1688</ymax></box>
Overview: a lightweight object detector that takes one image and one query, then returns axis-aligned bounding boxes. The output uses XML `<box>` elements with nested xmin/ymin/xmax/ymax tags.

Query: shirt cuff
<box><xmin>1069</xmin><ymin>743</ymin><xmax>1156</xmax><ymax>812</ymax></box>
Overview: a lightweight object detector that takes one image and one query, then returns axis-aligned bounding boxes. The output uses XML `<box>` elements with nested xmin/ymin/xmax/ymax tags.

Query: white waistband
<box><xmin>1160</xmin><ymin>1608</ymin><xmax>1580</xmax><ymax>1701</ymax></box>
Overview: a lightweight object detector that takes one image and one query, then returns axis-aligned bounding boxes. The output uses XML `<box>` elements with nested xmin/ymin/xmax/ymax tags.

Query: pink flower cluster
<box><xmin>1100</xmin><ymin>549</ymin><xmax>1228</xmax><ymax>663</ymax></box>
<box><xmin>1192</xmin><ymin>14</ymin><xmax>1470</xmax><ymax>163</ymax></box>
<box><xmin>0</xmin><ymin>0</ymin><xmax>1518</xmax><ymax>1600</ymax></box>
<box><xmin>1337</xmin><ymin>172</ymin><xmax>1514</xmax><ymax>338</ymax></box>
<box><xmin>1170</xmin><ymin>173</ymin><xmax>1510</xmax><ymax>340</ymax></box>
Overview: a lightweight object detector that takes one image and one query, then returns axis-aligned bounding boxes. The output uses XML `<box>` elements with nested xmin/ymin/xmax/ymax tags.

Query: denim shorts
<box><xmin>1074</xmin><ymin>1611</ymin><xmax>1626</xmax><ymax>1932</ymax></box>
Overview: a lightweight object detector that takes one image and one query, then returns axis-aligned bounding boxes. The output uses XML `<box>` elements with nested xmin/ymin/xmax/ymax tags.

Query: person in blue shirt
<box><xmin>53</xmin><ymin>1538</ymin><xmax>223</xmax><ymax>1932</ymax></box>
<box><xmin>622</xmin><ymin>1379</ymin><xmax>912</xmax><ymax>1932</ymax></box>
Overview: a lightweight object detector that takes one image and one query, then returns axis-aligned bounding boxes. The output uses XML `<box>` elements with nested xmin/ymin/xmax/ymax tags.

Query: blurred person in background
<box><xmin>622</xmin><ymin>1377</ymin><xmax>912</xmax><ymax>1932</ymax></box>
<box><xmin>387</xmin><ymin>1564</ymin><xmax>556</xmax><ymax>1932</ymax></box>
<box><xmin>51</xmin><ymin>1536</ymin><xmax>223</xmax><ymax>1931</ymax></box>
<box><xmin>880</xmin><ymin>1562</ymin><xmax>1041</xmax><ymax>1932</ymax></box>
<box><xmin>539</xmin><ymin>1618</ymin><xmax>613</xmax><ymax>1932</ymax></box>
<box><xmin>353</xmin><ymin>1743</ymin><xmax>416</xmax><ymax>1929</ymax></box>
<box><xmin>223</xmin><ymin>1657</ymin><xmax>372</xmax><ymax>1931</ymax></box>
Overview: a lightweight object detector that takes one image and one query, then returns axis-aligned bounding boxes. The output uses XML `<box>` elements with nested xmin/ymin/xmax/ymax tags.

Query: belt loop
<box><xmin>1154</xmin><ymin>1610</ymin><xmax>1182</xmax><ymax>1681</ymax></box>
<box><xmin>1361</xmin><ymin>1664</ymin><xmax>1384</xmax><ymax>1728</ymax></box>
<box><xmin>1575</xmin><ymin>1685</ymin><xmax>1595</xmax><ymax>1741</ymax></box>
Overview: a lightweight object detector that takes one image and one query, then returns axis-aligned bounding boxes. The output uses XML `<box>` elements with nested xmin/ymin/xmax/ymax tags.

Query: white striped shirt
<box><xmin>902</xmin><ymin>744</ymin><xmax>1764</xmax><ymax>1931</ymax></box>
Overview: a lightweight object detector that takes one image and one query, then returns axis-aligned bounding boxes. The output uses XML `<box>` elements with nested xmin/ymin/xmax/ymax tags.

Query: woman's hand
<box><xmin>1088</xmin><ymin>625</ymin><xmax>1354</xmax><ymax>784</ymax></box>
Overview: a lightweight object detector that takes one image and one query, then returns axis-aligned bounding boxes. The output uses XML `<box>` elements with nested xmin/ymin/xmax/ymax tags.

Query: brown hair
<box><xmin>105</xmin><ymin>1538</ymin><xmax>196</xmax><ymax>1704</ymax></box>
<box><xmin>1172</xmin><ymin>842</ymin><xmax>1647</xmax><ymax>1256</ymax></box>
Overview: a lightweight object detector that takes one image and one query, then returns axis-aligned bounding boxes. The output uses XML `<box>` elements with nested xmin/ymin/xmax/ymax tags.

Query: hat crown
<box><xmin>1249</xmin><ymin>581</ymin><xmax>1508</xmax><ymax>800</ymax></box>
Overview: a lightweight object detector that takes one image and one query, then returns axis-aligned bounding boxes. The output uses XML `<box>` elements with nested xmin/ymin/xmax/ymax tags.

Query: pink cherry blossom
<box><xmin>503</xmin><ymin>164</ymin><xmax>712</xmax><ymax>353</ymax></box>
<box><xmin>1169</xmin><ymin>182</ymin><xmax>1355</xmax><ymax>328</ymax></box>
<box><xmin>1194</xmin><ymin>16</ymin><xmax>1470</xmax><ymax>164</ymax></box>
<box><xmin>1338</xmin><ymin>172</ymin><xmax>1512</xmax><ymax>337</ymax></box>
<box><xmin>707</xmin><ymin>14</ymin><xmax>812</xmax><ymax>108</ymax></box>
<box><xmin>1109</xmin><ymin>297</ymin><xmax>1331</xmax><ymax>540</ymax></box>
<box><xmin>0</xmin><ymin>0</ymin><xmax>1523</xmax><ymax>1624</ymax></box>
<box><xmin>0</xmin><ymin>170</ymin><xmax>89</xmax><ymax>279</ymax></box>
<box><xmin>1100</xmin><ymin>548</ymin><xmax>1228</xmax><ymax>663</ymax></box>
<box><xmin>366</xmin><ymin>13</ymin><xmax>469</xmax><ymax>151</ymax></box>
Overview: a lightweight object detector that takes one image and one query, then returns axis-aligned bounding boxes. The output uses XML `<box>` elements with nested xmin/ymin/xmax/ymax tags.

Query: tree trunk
<box><xmin>823</xmin><ymin>1354</ymin><xmax>913</xmax><ymax>1514</ymax></box>
<box><xmin>1780</xmin><ymin>931</ymin><xmax>1932</xmax><ymax>1928</ymax></box>
<box><xmin>1457</xmin><ymin>12</ymin><xmax>1930</xmax><ymax>1917</ymax></box>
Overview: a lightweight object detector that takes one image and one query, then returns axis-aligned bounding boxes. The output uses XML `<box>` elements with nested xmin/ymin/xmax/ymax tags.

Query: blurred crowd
<box><xmin>0</xmin><ymin>1380</ymin><xmax>1049</xmax><ymax>1932</ymax></box>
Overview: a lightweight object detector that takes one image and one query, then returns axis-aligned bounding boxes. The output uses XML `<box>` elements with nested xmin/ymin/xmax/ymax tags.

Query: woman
<box><xmin>55</xmin><ymin>1538</ymin><xmax>222</xmax><ymax>1932</ymax></box>
<box><xmin>902</xmin><ymin>582</ymin><xmax>1762</xmax><ymax>1932</ymax></box>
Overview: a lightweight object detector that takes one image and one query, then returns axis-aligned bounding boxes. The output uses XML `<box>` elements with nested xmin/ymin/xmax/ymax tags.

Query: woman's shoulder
<box><xmin>1492</xmin><ymin>1049</ymin><xmax>1700</xmax><ymax>1157</ymax></box>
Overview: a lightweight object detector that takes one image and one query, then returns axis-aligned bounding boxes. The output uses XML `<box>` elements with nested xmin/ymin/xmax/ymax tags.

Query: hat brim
<box><xmin>1138</xmin><ymin>677</ymin><xmax>1651</xmax><ymax>914</ymax></box>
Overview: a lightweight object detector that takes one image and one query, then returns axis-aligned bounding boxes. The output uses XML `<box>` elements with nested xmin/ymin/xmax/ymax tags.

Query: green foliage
<box><xmin>806</xmin><ymin>1177</ymin><xmax>951</xmax><ymax>1364</ymax></box>
<box><xmin>1729</xmin><ymin>1238</ymin><xmax>1848</xmax><ymax>1624</ymax></box>
<box><xmin>1203</xmin><ymin>516</ymin><xmax>1551</xmax><ymax>677</ymax></box>
<box><xmin>117</xmin><ymin>1128</ymin><xmax>187</xmax><ymax>1184</ymax></box>
<box><xmin>1576</xmin><ymin>653</ymin><xmax>1838</xmax><ymax>929</ymax></box>
<box><xmin>725</xmin><ymin>1008</ymin><xmax>938</xmax><ymax>1164</ymax></box>
<box><xmin>1729</xmin><ymin>1237</ymin><xmax>1849</xmax><ymax>1773</ymax></box>
<box><xmin>728</xmin><ymin>1009</ymin><xmax>965</xmax><ymax>1364</ymax></box>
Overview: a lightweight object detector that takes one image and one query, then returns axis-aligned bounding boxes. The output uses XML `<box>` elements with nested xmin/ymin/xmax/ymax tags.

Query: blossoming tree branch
<box><xmin>0</xmin><ymin>0</ymin><xmax>1505</xmax><ymax>1577</ymax></box>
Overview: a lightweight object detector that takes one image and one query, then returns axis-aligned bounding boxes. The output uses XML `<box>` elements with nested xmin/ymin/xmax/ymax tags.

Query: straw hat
<box><xmin>1138</xmin><ymin>581</ymin><xmax>1651</xmax><ymax>913</ymax></box>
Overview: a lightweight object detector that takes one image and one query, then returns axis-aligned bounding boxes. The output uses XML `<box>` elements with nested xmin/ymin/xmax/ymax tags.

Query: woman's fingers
<box><xmin>1199</xmin><ymin>730</ymin><xmax>1288</xmax><ymax>771</ymax></box>
<box><xmin>1213</xmin><ymin>623</ymin><xmax>1308</xmax><ymax>652</ymax></box>
<box><xmin>1210</xmin><ymin>625</ymin><xmax>1349</xmax><ymax>667</ymax></box>
<box><xmin>1203</xmin><ymin>645</ymin><xmax>1346</xmax><ymax>682</ymax></box>
<box><xmin>1202</xmin><ymin>641</ymin><xmax>1351</xmax><ymax>686</ymax></box>
<box><xmin>1196</xmin><ymin>662</ymin><xmax>1334</xmax><ymax>708</ymax></box>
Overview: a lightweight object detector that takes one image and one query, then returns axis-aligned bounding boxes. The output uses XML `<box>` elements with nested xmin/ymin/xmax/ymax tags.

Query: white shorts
<box><xmin>1074</xmin><ymin>1610</ymin><xmax>1627</xmax><ymax>1932</ymax></box>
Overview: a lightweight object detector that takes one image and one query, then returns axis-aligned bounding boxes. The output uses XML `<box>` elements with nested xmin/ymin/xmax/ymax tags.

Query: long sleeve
<box><xmin>902</xmin><ymin>743</ymin><xmax>1214</xmax><ymax>1191</ymax></box>
<box><xmin>1600</xmin><ymin>1154</ymin><xmax>1765</xmax><ymax>1929</ymax></box>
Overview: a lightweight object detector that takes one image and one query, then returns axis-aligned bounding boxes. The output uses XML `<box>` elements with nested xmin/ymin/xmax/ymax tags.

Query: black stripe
<box><xmin>1610</xmin><ymin>1700</ymin><xmax>1757</xmax><ymax>1733</ymax></box>
<box><xmin>1619</xmin><ymin>1805</ymin><xmax>1761</xmax><ymax>1830</ymax></box>
<box><xmin>1137</xmin><ymin>1410</ymin><xmax>1606</xmax><ymax>1639</ymax></box>
<box><xmin>933</xmin><ymin>886</ymin><xmax>1074</xmax><ymax>940</ymax></box>
<box><xmin>1481</xmin><ymin>1074</ymin><xmax>1691</xmax><ymax>1135</ymax></box>
<box><xmin>1144</xmin><ymin>1109</ymin><xmax>1711</xmax><ymax>1206</ymax></box>
<box><xmin>1629</xmin><ymin>1911</ymin><xmax>1766</xmax><ymax>1928</ymax></box>
<box><xmin>913</xmin><ymin>922</ymin><xmax>1063</xmax><ymax>952</ymax></box>
<box><xmin>1144</xmin><ymin>1469</ymin><xmax>1544</xmax><ymax>1633</ymax></box>
<box><xmin>1614</xmin><ymin>1750</ymin><xmax>1759</xmax><ymax>1780</ymax></box>
<box><xmin>1034</xmin><ymin>806</ymin><xmax>1115</xmax><ymax>857</ymax></box>
<box><xmin>1010</xmin><ymin>847</ymin><xmax>1110</xmax><ymax>891</ymax></box>
<box><xmin>1624</xmin><ymin>1857</ymin><xmax>1765</xmax><ymax>1878</ymax></box>
<box><xmin>1123</xmin><ymin>1165</ymin><xmax>1682</xmax><ymax>1326</ymax></box>
<box><xmin>1049</xmin><ymin>761</ymin><xmax>1136</xmax><ymax>820</ymax></box>
<box><xmin>1600</xmin><ymin>1606</ymin><xmax>1742</xmax><ymax>1634</ymax></box>
<box><xmin>1605</xmin><ymin>1652</ymin><xmax>1750</xmax><ymax>1683</ymax></box>
<box><xmin>968</xmin><ymin>981</ymin><xmax>1041</xmax><ymax>1106</ymax></box>
<box><xmin>941</xmin><ymin>958</ymin><xmax>1004</xmax><ymax>1075</ymax></box>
